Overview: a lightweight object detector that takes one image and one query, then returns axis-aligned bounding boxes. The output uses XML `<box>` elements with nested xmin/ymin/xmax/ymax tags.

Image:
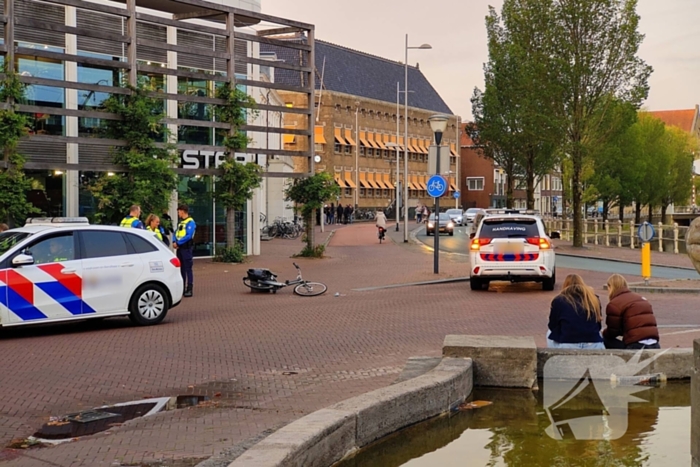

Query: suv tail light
<box><xmin>170</xmin><ymin>257</ymin><xmax>181</xmax><ymax>268</ymax></box>
<box><xmin>526</xmin><ymin>237</ymin><xmax>551</xmax><ymax>249</ymax></box>
<box><xmin>470</xmin><ymin>238</ymin><xmax>492</xmax><ymax>250</ymax></box>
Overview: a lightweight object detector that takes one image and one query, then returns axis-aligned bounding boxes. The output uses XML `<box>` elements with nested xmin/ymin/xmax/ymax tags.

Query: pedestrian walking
<box><xmin>145</xmin><ymin>214</ymin><xmax>169</xmax><ymax>246</ymax></box>
<box><xmin>174</xmin><ymin>204</ymin><xmax>196</xmax><ymax>298</ymax></box>
<box><xmin>120</xmin><ymin>204</ymin><xmax>144</xmax><ymax>229</ymax></box>
<box><xmin>423</xmin><ymin>206</ymin><xmax>430</xmax><ymax>223</ymax></box>
<box><xmin>603</xmin><ymin>274</ymin><xmax>660</xmax><ymax>349</ymax></box>
<box><xmin>344</xmin><ymin>204</ymin><xmax>351</xmax><ymax>224</ymax></box>
<box><xmin>329</xmin><ymin>203</ymin><xmax>335</xmax><ymax>225</ymax></box>
<box><xmin>416</xmin><ymin>204</ymin><xmax>423</xmax><ymax>224</ymax></box>
<box><xmin>336</xmin><ymin>204</ymin><xmax>343</xmax><ymax>225</ymax></box>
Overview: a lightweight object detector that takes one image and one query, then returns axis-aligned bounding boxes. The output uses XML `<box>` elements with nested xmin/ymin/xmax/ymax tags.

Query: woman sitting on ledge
<box><xmin>547</xmin><ymin>274</ymin><xmax>605</xmax><ymax>349</ymax></box>
<box><xmin>603</xmin><ymin>274</ymin><xmax>660</xmax><ymax>349</ymax></box>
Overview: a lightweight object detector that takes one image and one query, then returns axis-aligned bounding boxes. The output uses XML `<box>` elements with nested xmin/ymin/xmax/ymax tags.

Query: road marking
<box><xmin>353</xmin><ymin>277</ymin><xmax>470</xmax><ymax>292</ymax></box>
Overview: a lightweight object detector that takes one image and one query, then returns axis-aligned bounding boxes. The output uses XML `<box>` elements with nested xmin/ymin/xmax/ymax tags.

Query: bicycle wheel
<box><xmin>294</xmin><ymin>281</ymin><xmax>327</xmax><ymax>297</ymax></box>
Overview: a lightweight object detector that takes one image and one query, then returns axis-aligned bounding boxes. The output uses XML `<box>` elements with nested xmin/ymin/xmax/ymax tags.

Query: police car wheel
<box><xmin>129</xmin><ymin>284</ymin><xmax>169</xmax><ymax>326</ymax></box>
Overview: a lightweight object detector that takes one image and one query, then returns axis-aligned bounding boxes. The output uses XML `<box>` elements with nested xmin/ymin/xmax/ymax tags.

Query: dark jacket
<box><xmin>603</xmin><ymin>288</ymin><xmax>659</xmax><ymax>345</ymax></box>
<box><xmin>548</xmin><ymin>295</ymin><xmax>603</xmax><ymax>344</ymax></box>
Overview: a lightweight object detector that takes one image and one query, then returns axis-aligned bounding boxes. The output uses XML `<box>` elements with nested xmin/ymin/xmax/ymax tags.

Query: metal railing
<box><xmin>544</xmin><ymin>218</ymin><xmax>688</xmax><ymax>255</ymax></box>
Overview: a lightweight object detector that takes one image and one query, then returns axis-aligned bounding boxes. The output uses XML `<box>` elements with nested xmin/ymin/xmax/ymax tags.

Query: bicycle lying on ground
<box><xmin>242</xmin><ymin>262</ymin><xmax>327</xmax><ymax>296</ymax></box>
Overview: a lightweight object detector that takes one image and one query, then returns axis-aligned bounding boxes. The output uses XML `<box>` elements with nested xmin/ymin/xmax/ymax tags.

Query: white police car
<box><xmin>0</xmin><ymin>217</ymin><xmax>183</xmax><ymax>328</ymax></box>
<box><xmin>469</xmin><ymin>210</ymin><xmax>556</xmax><ymax>291</ymax></box>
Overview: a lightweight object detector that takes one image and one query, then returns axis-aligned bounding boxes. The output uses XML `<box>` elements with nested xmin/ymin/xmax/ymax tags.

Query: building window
<box><xmin>315</xmin><ymin>143</ymin><xmax>324</xmax><ymax>153</ymax></box>
<box><xmin>360</xmin><ymin>146</ymin><xmax>366</xmax><ymax>156</ymax></box>
<box><xmin>383</xmin><ymin>189</ymin><xmax>389</xmax><ymax>197</ymax></box>
<box><xmin>384</xmin><ymin>150</ymin><xmax>390</xmax><ymax>158</ymax></box>
<box><xmin>335</xmin><ymin>142</ymin><xmax>342</xmax><ymax>154</ymax></box>
<box><xmin>360</xmin><ymin>188</ymin><xmax>366</xmax><ymax>197</ymax></box>
<box><xmin>467</xmin><ymin>177</ymin><xmax>484</xmax><ymax>191</ymax></box>
<box><xmin>345</xmin><ymin>188</ymin><xmax>352</xmax><ymax>197</ymax></box>
<box><xmin>344</xmin><ymin>145</ymin><xmax>352</xmax><ymax>155</ymax></box>
<box><xmin>367</xmin><ymin>189</ymin><xmax>374</xmax><ymax>197</ymax></box>
<box><xmin>367</xmin><ymin>148</ymin><xmax>374</xmax><ymax>157</ymax></box>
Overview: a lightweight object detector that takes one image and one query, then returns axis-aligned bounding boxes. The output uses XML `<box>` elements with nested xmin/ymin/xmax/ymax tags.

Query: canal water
<box><xmin>335</xmin><ymin>382</ymin><xmax>690</xmax><ymax>467</ymax></box>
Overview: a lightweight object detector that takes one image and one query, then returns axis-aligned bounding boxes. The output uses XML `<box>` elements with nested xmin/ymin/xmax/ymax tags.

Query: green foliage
<box><xmin>0</xmin><ymin>66</ymin><xmax>39</xmax><ymax>225</ymax></box>
<box><xmin>215</xmin><ymin>82</ymin><xmax>258</xmax><ymax>153</ymax></box>
<box><xmin>215</xmin><ymin>160</ymin><xmax>263</xmax><ymax>211</ymax></box>
<box><xmin>285</xmin><ymin>172</ymin><xmax>340</xmax><ymax>218</ymax></box>
<box><xmin>88</xmin><ymin>85</ymin><xmax>178</xmax><ymax>224</ymax></box>
<box><xmin>214</xmin><ymin>241</ymin><xmax>245</xmax><ymax>263</ymax></box>
<box><xmin>295</xmin><ymin>243</ymin><xmax>325</xmax><ymax>258</ymax></box>
<box><xmin>285</xmin><ymin>172</ymin><xmax>340</xmax><ymax>254</ymax></box>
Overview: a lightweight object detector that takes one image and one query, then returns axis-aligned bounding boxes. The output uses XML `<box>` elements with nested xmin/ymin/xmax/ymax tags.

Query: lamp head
<box><xmin>429</xmin><ymin>114</ymin><xmax>450</xmax><ymax>145</ymax></box>
<box><xmin>418</xmin><ymin>44</ymin><xmax>432</xmax><ymax>49</ymax></box>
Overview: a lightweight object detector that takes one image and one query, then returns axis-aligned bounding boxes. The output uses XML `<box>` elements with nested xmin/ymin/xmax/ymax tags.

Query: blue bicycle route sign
<box><xmin>427</xmin><ymin>175</ymin><xmax>447</xmax><ymax>198</ymax></box>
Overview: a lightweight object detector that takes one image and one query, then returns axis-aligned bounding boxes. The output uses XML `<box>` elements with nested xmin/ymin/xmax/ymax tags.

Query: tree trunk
<box><xmin>526</xmin><ymin>171</ymin><xmax>535</xmax><ymax>210</ymax></box>
<box><xmin>634</xmin><ymin>202</ymin><xmax>641</xmax><ymax>225</ymax></box>
<box><xmin>305</xmin><ymin>210</ymin><xmax>314</xmax><ymax>251</ymax></box>
<box><xmin>647</xmin><ymin>203</ymin><xmax>653</xmax><ymax>223</ymax></box>
<box><xmin>226</xmin><ymin>206</ymin><xmax>236</xmax><ymax>248</ymax></box>
<box><xmin>619</xmin><ymin>203</ymin><xmax>624</xmax><ymax>222</ymax></box>
<box><xmin>661</xmin><ymin>204</ymin><xmax>668</xmax><ymax>225</ymax></box>
<box><xmin>602</xmin><ymin>200</ymin><xmax>609</xmax><ymax>222</ymax></box>
<box><xmin>572</xmin><ymin>147</ymin><xmax>583</xmax><ymax>247</ymax></box>
<box><xmin>506</xmin><ymin>169</ymin><xmax>515</xmax><ymax>209</ymax></box>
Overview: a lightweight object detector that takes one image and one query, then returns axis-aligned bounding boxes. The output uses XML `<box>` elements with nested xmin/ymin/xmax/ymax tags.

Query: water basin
<box><xmin>336</xmin><ymin>382</ymin><xmax>690</xmax><ymax>467</ymax></box>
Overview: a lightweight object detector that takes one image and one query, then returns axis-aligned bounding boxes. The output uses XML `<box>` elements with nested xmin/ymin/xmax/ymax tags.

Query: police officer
<box><xmin>173</xmin><ymin>204</ymin><xmax>196</xmax><ymax>297</ymax></box>
<box><xmin>120</xmin><ymin>205</ymin><xmax>145</xmax><ymax>229</ymax></box>
<box><xmin>145</xmin><ymin>213</ymin><xmax>169</xmax><ymax>246</ymax></box>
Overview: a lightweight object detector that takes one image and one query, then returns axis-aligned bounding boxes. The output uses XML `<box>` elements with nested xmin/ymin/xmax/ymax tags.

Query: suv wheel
<box><xmin>129</xmin><ymin>283</ymin><xmax>169</xmax><ymax>326</ymax></box>
<box><xmin>542</xmin><ymin>270</ymin><xmax>556</xmax><ymax>291</ymax></box>
<box><xmin>470</xmin><ymin>277</ymin><xmax>488</xmax><ymax>291</ymax></box>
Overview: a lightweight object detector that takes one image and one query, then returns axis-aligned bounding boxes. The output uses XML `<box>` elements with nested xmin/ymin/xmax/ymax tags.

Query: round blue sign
<box><xmin>427</xmin><ymin>175</ymin><xmax>447</xmax><ymax>198</ymax></box>
<box><xmin>453</xmin><ymin>190</ymin><xmax>461</xmax><ymax>199</ymax></box>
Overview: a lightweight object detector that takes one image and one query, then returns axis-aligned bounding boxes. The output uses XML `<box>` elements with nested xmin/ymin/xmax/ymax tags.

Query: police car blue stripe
<box><xmin>4</xmin><ymin>287</ymin><xmax>48</xmax><ymax>321</ymax></box>
<box><xmin>36</xmin><ymin>282</ymin><xmax>83</xmax><ymax>316</ymax></box>
<box><xmin>81</xmin><ymin>301</ymin><xmax>97</xmax><ymax>314</ymax></box>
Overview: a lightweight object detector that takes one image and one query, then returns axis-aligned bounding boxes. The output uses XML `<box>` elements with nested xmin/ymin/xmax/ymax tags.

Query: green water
<box><xmin>336</xmin><ymin>382</ymin><xmax>690</xmax><ymax>467</ymax></box>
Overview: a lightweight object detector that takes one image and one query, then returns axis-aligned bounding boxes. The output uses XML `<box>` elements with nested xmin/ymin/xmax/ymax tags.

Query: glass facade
<box><xmin>17</xmin><ymin>45</ymin><xmax>65</xmax><ymax>136</ymax></box>
<box><xmin>25</xmin><ymin>170</ymin><xmax>66</xmax><ymax>217</ymax></box>
<box><xmin>178</xmin><ymin>175</ymin><xmax>247</xmax><ymax>257</ymax></box>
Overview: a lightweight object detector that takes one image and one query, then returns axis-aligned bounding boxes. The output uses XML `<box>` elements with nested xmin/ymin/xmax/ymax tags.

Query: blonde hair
<box><xmin>560</xmin><ymin>274</ymin><xmax>602</xmax><ymax>322</ymax></box>
<box><xmin>145</xmin><ymin>214</ymin><xmax>160</xmax><ymax>229</ymax></box>
<box><xmin>606</xmin><ymin>274</ymin><xmax>628</xmax><ymax>300</ymax></box>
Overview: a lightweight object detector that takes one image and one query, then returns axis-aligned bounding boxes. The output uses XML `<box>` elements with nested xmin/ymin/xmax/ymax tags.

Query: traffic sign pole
<box><xmin>642</xmin><ymin>242</ymin><xmax>651</xmax><ymax>284</ymax></box>
<box><xmin>434</xmin><ymin>146</ymin><xmax>441</xmax><ymax>274</ymax></box>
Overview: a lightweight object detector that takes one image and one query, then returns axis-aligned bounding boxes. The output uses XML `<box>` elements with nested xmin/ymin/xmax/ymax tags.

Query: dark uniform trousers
<box><xmin>177</xmin><ymin>247</ymin><xmax>194</xmax><ymax>287</ymax></box>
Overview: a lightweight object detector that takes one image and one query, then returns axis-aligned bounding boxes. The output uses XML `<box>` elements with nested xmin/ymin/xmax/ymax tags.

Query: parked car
<box><xmin>445</xmin><ymin>209</ymin><xmax>465</xmax><ymax>226</ymax></box>
<box><xmin>464</xmin><ymin>208</ymin><xmax>482</xmax><ymax>224</ymax></box>
<box><xmin>0</xmin><ymin>217</ymin><xmax>183</xmax><ymax>329</ymax></box>
<box><xmin>426</xmin><ymin>213</ymin><xmax>455</xmax><ymax>236</ymax></box>
<box><xmin>468</xmin><ymin>210</ymin><xmax>555</xmax><ymax>291</ymax></box>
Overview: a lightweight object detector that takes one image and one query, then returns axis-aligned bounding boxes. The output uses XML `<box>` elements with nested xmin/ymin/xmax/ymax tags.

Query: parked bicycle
<box><xmin>243</xmin><ymin>262</ymin><xmax>327</xmax><ymax>296</ymax></box>
<box><xmin>261</xmin><ymin>217</ymin><xmax>303</xmax><ymax>239</ymax></box>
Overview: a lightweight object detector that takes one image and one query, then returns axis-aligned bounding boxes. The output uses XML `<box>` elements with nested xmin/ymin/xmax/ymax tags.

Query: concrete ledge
<box><xmin>537</xmin><ymin>348</ymin><xmax>693</xmax><ymax>380</ymax></box>
<box><xmin>443</xmin><ymin>335</ymin><xmax>537</xmax><ymax>388</ymax></box>
<box><xmin>228</xmin><ymin>357</ymin><xmax>472</xmax><ymax>467</ymax></box>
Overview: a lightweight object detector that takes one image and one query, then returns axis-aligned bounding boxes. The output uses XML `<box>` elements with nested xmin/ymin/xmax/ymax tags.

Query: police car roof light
<box><xmin>26</xmin><ymin>217</ymin><xmax>90</xmax><ymax>225</ymax></box>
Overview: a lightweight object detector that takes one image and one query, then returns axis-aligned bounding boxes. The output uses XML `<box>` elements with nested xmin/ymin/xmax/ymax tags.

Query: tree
<box><xmin>214</xmin><ymin>82</ymin><xmax>261</xmax><ymax>249</ymax></box>
<box><xmin>0</xmin><ymin>67</ymin><xmax>39</xmax><ymax>226</ymax></box>
<box><xmin>549</xmin><ymin>0</ymin><xmax>652</xmax><ymax>246</ymax></box>
<box><xmin>214</xmin><ymin>160</ymin><xmax>262</xmax><ymax>248</ymax></box>
<box><xmin>471</xmin><ymin>2</ymin><xmax>563</xmax><ymax>209</ymax></box>
<box><xmin>285</xmin><ymin>172</ymin><xmax>340</xmax><ymax>257</ymax></box>
<box><xmin>88</xmin><ymin>85</ymin><xmax>177</xmax><ymax>224</ymax></box>
<box><xmin>659</xmin><ymin>125</ymin><xmax>696</xmax><ymax>223</ymax></box>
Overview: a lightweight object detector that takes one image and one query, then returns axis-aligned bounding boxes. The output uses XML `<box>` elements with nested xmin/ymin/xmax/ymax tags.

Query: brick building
<box><xmin>273</xmin><ymin>38</ymin><xmax>460</xmax><ymax>213</ymax></box>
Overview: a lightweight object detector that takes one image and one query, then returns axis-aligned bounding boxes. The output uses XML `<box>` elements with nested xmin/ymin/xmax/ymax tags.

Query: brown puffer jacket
<box><xmin>603</xmin><ymin>288</ymin><xmax>659</xmax><ymax>345</ymax></box>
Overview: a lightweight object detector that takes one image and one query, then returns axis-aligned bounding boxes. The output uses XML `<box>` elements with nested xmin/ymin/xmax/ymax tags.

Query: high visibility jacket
<box><xmin>147</xmin><ymin>225</ymin><xmax>163</xmax><ymax>241</ymax></box>
<box><xmin>175</xmin><ymin>217</ymin><xmax>196</xmax><ymax>248</ymax></box>
<box><xmin>120</xmin><ymin>216</ymin><xmax>144</xmax><ymax>229</ymax></box>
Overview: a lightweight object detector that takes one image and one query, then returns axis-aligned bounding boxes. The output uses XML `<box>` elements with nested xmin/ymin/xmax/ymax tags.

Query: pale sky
<box><xmin>260</xmin><ymin>0</ymin><xmax>700</xmax><ymax>120</ymax></box>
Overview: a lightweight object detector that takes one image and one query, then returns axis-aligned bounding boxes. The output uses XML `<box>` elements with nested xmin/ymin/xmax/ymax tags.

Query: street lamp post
<box><xmin>386</xmin><ymin>141</ymin><xmax>401</xmax><ymax>231</ymax></box>
<box><xmin>404</xmin><ymin>34</ymin><xmax>432</xmax><ymax>242</ymax></box>
<box><xmin>429</xmin><ymin>114</ymin><xmax>449</xmax><ymax>274</ymax></box>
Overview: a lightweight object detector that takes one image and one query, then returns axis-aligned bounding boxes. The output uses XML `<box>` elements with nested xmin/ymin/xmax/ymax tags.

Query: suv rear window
<box><xmin>479</xmin><ymin>219</ymin><xmax>539</xmax><ymax>238</ymax></box>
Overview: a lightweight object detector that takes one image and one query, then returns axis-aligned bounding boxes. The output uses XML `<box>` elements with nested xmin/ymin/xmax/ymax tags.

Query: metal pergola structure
<box><xmin>0</xmin><ymin>0</ymin><xmax>315</xmax><ymax>177</ymax></box>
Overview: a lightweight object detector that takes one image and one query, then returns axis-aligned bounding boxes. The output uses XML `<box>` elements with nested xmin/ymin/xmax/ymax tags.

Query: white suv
<box><xmin>0</xmin><ymin>217</ymin><xmax>184</xmax><ymax>328</ymax></box>
<box><xmin>469</xmin><ymin>210</ymin><xmax>555</xmax><ymax>291</ymax></box>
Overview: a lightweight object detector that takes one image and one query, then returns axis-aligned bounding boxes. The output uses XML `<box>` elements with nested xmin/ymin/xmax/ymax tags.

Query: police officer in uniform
<box><xmin>120</xmin><ymin>205</ymin><xmax>145</xmax><ymax>229</ymax></box>
<box><xmin>173</xmin><ymin>204</ymin><xmax>196</xmax><ymax>297</ymax></box>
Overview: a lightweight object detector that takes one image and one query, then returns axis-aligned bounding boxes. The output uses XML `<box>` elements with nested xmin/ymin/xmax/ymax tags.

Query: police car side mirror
<box><xmin>12</xmin><ymin>253</ymin><xmax>34</xmax><ymax>267</ymax></box>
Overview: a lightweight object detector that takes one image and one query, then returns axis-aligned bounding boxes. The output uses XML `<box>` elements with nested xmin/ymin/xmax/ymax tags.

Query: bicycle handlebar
<box><xmin>293</xmin><ymin>262</ymin><xmax>299</xmax><ymax>269</ymax></box>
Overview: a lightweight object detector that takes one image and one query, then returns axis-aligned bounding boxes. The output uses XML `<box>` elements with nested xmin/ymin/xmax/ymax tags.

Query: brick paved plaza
<box><xmin>1</xmin><ymin>223</ymin><xmax>698</xmax><ymax>466</ymax></box>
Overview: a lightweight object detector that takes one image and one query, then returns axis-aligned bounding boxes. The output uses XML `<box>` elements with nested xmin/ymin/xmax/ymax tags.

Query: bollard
<box><xmin>617</xmin><ymin>220</ymin><xmax>622</xmax><ymax>248</ymax></box>
<box><xmin>658</xmin><ymin>222</ymin><xmax>663</xmax><ymax>253</ymax></box>
<box><xmin>594</xmin><ymin>219</ymin><xmax>599</xmax><ymax>245</ymax></box>
<box><xmin>674</xmin><ymin>223</ymin><xmax>679</xmax><ymax>254</ymax></box>
<box><xmin>630</xmin><ymin>220</ymin><xmax>635</xmax><ymax>250</ymax></box>
<box><xmin>584</xmin><ymin>220</ymin><xmax>589</xmax><ymax>244</ymax></box>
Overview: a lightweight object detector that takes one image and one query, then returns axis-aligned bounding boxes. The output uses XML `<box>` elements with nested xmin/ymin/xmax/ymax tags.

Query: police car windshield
<box><xmin>480</xmin><ymin>219</ymin><xmax>538</xmax><ymax>238</ymax></box>
<box><xmin>0</xmin><ymin>231</ymin><xmax>32</xmax><ymax>256</ymax></box>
